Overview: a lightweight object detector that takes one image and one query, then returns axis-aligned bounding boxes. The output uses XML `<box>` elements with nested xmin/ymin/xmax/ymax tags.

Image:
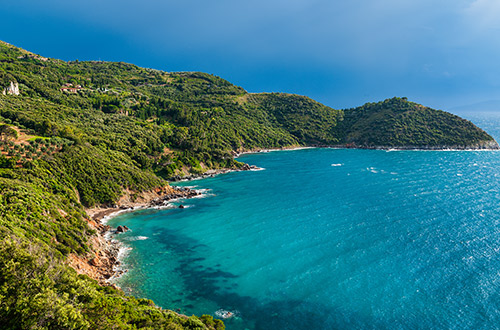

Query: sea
<box><xmin>107</xmin><ymin>112</ymin><xmax>500</xmax><ymax>330</ymax></box>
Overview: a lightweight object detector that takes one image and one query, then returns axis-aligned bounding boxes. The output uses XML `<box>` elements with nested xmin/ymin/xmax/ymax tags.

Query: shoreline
<box><xmin>310</xmin><ymin>140</ymin><xmax>500</xmax><ymax>151</ymax></box>
<box><xmin>74</xmin><ymin>164</ymin><xmax>256</xmax><ymax>286</ymax></box>
<box><xmin>168</xmin><ymin>167</ymin><xmax>248</xmax><ymax>182</ymax></box>
<box><xmin>234</xmin><ymin>145</ymin><xmax>314</xmax><ymax>157</ymax></box>
<box><xmin>233</xmin><ymin>144</ymin><xmax>500</xmax><ymax>158</ymax></box>
<box><xmin>72</xmin><ymin>142</ymin><xmax>499</xmax><ymax>285</ymax></box>
<box><xmin>72</xmin><ymin>185</ymin><xmax>205</xmax><ymax>286</ymax></box>
<box><xmin>236</xmin><ymin>144</ymin><xmax>500</xmax><ymax>154</ymax></box>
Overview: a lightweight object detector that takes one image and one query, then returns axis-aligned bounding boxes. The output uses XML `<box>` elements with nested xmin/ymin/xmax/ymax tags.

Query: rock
<box><xmin>89</xmin><ymin>257</ymin><xmax>101</xmax><ymax>267</ymax></box>
<box><xmin>115</xmin><ymin>225</ymin><xmax>128</xmax><ymax>234</ymax></box>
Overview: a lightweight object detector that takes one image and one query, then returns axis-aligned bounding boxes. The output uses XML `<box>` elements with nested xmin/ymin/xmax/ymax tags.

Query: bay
<box><xmin>108</xmin><ymin>113</ymin><xmax>500</xmax><ymax>329</ymax></box>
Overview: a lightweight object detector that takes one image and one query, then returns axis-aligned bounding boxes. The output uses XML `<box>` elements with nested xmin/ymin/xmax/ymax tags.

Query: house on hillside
<box><xmin>60</xmin><ymin>83</ymin><xmax>83</xmax><ymax>93</ymax></box>
<box><xmin>2</xmin><ymin>82</ymin><xmax>20</xmax><ymax>96</ymax></box>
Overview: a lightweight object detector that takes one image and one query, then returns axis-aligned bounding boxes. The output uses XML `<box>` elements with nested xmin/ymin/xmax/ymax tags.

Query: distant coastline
<box><xmin>235</xmin><ymin>143</ymin><xmax>500</xmax><ymax>157</ymax></box>
<box><xmin>309</xmin><ymin>140</ymin><xmax>500</xmax><ymax>150</ymax></box>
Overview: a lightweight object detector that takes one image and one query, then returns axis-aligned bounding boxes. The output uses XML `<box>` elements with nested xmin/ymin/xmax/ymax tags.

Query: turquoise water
<box><xmin>108</xmin><ymin>115</ymin><xmax>500</xmax><ymax>329</ymax></box>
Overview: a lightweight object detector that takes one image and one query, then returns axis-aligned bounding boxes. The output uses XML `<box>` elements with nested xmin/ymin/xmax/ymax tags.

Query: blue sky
<box><xmin>1</xmin><ymin>0</ymin><xmax>499</xmax><ymax>110</ymax></box>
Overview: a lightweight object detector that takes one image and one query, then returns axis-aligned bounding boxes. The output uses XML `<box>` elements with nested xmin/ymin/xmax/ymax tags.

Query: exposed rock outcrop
<box><xmin>115</xmin><ymin>225</ymin><xmax>129</xmax><ymax>234</ymax></box>
<box><xmin>73</xmin><ymin>185</ymin><xmax>204</xmax><ymax>285</ymax></box>
<box><xmin>68</xmin><ymin>218</ymin><xmax>119</xmax><ymax>285</ymax></box>
<box><xmin>149</xmin><ymin>186</ymin><xmax>200</xmax><ymax>207</ymax></box>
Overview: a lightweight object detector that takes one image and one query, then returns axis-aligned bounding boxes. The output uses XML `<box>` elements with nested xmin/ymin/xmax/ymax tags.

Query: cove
<box><xmin>107</xmin><ymin>114</ymin><xmax>500</xmax><ymax>330</ymax></box>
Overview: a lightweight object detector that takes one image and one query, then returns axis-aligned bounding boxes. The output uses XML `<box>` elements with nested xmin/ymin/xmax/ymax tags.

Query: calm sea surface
<box><xmin>108</xmin><ymin>113</ymin><xmax>500</xmax><ymax>329</ymax></box>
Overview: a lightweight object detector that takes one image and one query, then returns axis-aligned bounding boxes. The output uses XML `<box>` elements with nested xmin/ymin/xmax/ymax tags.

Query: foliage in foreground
<box><xmin>0</xmin><ymin>156</ymin><xmax>222</xmax><ymax>329</ymax></box>
<box><xmin>0</xmin><ymin>239</ymin><xmax>223</xmax><ymax>330</ymax></box>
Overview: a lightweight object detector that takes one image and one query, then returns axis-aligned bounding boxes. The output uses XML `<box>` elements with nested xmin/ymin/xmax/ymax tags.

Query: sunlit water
<box><xmin>108</xmin><ymin>113</ymin><xmax>500</xmax><ymax>329</ymax></box>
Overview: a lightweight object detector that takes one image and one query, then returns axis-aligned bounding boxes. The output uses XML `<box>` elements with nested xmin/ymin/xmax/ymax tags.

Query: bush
<box><xmin>0</xmin><ymin>155</ymin><xmax>15</xmax><ymax>168</ymax></box>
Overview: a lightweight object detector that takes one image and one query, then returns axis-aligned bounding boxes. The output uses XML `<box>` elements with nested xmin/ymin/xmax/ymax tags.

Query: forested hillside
<box><xmin>0</xmin><ymin>40</ymin><xmax>496</xmax><ymax>329</ymax></box>
<box><xmin>338</xmin><ymin>97</ymin><xmax>497</xmax><ymax>148</ymax></box>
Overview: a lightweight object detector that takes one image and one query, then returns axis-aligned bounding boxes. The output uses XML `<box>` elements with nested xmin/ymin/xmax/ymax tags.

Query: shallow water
<box><xmin>108</xmin><ymin>113</ymin><xmax>500</xmax><ymax>329</ymax></box>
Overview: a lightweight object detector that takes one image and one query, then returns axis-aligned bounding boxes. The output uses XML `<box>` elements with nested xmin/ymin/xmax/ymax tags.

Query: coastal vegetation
<box><xmin>0</xmin><ymin>40</ymin><xmax>497</xmax><ymax>329</ymax></box>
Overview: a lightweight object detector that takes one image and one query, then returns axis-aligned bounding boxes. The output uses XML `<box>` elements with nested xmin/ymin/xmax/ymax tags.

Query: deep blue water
<box><xmin>108</xmin><ymin>113</ymin><xmax>500</xmax><ymax>329</ymax></box>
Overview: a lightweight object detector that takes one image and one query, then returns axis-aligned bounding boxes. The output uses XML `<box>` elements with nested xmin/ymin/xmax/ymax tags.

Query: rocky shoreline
<box><xmin>71</xmin><ymin>142</ymin><xmax>500</xmax><ymax>285</ymax></box>
<box><xmin>71</xmin><ymin>185</ymin><xmax>205</xmax><ymax>286</ymax></box>
<box><xmin>167</xmin><ymin>163</ymin><xmax>260</xmax><ymax>182</ymax></box>
<box><xmin>71</xmin><ymin>161</ymin><xmax>263</xmax><ymax>286</ymax></box>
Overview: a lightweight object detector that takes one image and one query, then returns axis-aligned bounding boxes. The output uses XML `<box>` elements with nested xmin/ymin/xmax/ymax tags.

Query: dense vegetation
<box><xmin>0</xmin><ymin>239</ymin><xmax>224</xmax><ymax>330</ymax></box>
<box><xmin>0</xmin><ymin>159</ymin><xmax>223</xmax><ymax>329</ymax></box>
<box><xmin>338</xmin><ymin>97</ymin><xmax>496</xmax><ymax>148</ymax></box>
<box><xmin>0</xmin><ymin>40</ymin><xmax>496</xmax><ymax>329</ymax></box>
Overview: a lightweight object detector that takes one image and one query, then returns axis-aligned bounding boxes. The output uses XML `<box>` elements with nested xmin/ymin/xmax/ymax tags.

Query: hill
<box><xmin>339</xmin><ymin>97</ymin><xmax>498</xmax><ymax>149</ymax></box>
<box><xmin>0</xmin><ymin>41</ymin><xmax>497</xmax><ymax>329</ymax></box>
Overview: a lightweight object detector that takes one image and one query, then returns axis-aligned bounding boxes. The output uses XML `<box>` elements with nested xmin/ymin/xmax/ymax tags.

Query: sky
<box><xmin>1</xmin><ymin>0</ymin><xmax>500</xmax><ymax>111</ymax></box>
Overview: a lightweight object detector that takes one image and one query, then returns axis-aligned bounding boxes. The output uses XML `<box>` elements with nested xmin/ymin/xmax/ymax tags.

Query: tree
<box><xmin>0</xmin><ymin>155</ymin><xmax>15</xmax><ymax>168</ymax></box>
<box><xmin>0</xmin><ymin>124</ymin><xmax>18</xmax><ymax>141</ymax></box>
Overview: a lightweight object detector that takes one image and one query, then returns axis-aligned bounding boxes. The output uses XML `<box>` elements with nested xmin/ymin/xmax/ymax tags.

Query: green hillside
<box><xmin>339</xmin><ymin>97</ymin><xmax>497</xmax><ymax>148</ymax></box>
<box><xmin>0</xmin><ymin>40</ymin><xmax>497</xmax><ymax>329</ymax></box>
